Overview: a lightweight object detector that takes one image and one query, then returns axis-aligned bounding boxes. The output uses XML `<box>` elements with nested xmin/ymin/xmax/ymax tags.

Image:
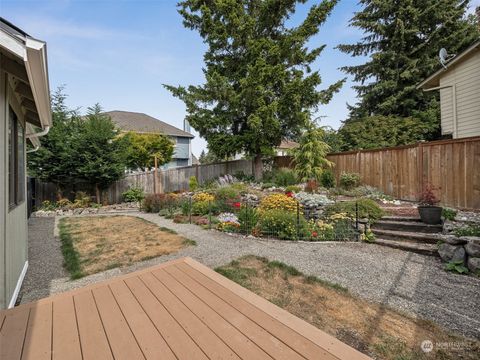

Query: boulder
<box><xmin>73</xmin><ymin>208</ymin><xmax>83</xmax><ymax>215</ymax></box>
<box><xmin>440</xmin><ymin>235</ymin><xmax>468</xmax><ymax>245</ymax></box>
<box><xmin>467</xmin><ymin>257</ymin><xmax>480</xmax><ymax>273</ymax></box>
<box><xmin>438</xmin><ymin>243</ymin><xmax>466</xmax><ymax>263</ymax></box>
<box><xmin>465</xmin><ymin>239</ymin><xmax>480</xmax><ymax>257</ymax></box>
<box><xmin>442</xmin><ymin>220</ymin><xmax>456</xmax><ymax>234</ymax></box>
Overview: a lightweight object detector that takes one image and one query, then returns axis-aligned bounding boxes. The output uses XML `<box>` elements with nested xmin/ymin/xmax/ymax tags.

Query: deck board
<box><xmin>0</xmin><ymin>257</ymin><xmax>370</xmax><ymax>359</ymax></box>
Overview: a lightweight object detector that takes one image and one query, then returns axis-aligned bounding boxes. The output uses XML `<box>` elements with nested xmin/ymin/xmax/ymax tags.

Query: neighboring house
<box><xmin>276</xmin><ymin>139</ymin><xmax>299</xmax><ymax>156</ymax></box>
<box><xmin>418</xmin><ymin>40</ymin><xmax>480</xmax><ymax>139</ymax></box>
<box><xmin>0</xmin><ymin>18</ymin><xmax>51</xmax><ymax>309</ymax></box>
<box><xmin>233</xmin><ymin>139</ymin><xmax>299</xmax><ymax>160</ymax></box>
<box><xmin>105</xmin><ymin>110</ymin><xmax>194</xmax><ymax>169</ymax></box>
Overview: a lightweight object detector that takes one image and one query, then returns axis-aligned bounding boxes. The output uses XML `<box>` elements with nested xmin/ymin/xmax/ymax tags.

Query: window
<box><xmin>8</xmin><ymin>107</ymin><xmax>25</xmax><ymax>209</ymax></box>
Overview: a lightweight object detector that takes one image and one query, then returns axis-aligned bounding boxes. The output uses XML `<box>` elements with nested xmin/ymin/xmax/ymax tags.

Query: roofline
<box><xmin>417</xmin><ymin>40</ymin><xmax>480</xmax><ymax>89</ymax></box>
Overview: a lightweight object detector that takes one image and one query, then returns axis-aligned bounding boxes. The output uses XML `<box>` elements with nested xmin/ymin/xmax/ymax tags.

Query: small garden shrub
<box><xmin>258</xmin><ymin>193</ymin><xmax>298</xmax><ymax>213</ymax></box>
<box><xmin>324</xmin><ymin>198</ymin><xmax>385</xmax><ymax>222</ymax></box>
<box><xmin>122</xmin><ymin>187</ymin><xmax>145</xmax><ymax>203</ymax></box>
<box><xmin>454</xmin><ymin>224</ymin><xmax>480</xmax><ymax>237</ymax></box>
<box><xmin>285</xmin><ymin>185</ymin><xmax>301</xmax><ymax>193</ymax></box>
<box><xmin>215</xmin><ymin>186</ymin><xmax>240</xmax><ymax>201</ymax></box>
<box><xmin>191</xmin><ymin>200</ymin><xmax>220</xmax><ymax>216</ymax></box>
<box><xmin>73</xmin><ymin>191</ymin><xmax>91</xmax><ymax>208</ymax></box>
<box><xmin>57</xmin><ymin>198</ymin><xmax>72</xmax><ymax>209</ymax></box>
<box><xmin>192</xmin><ymin>192</ymin><xmax>215</xmax><ymax>202</ymax></box>
<box><xmin>442</xmin><ymin>208</ymin><xmax>457</xmax><ymax>221</ymax></box>
<box><xmin>304</xmin><ymin>179</ymin><xmax>318</xmax><ymax>193</ymax></box>
<box><xmin>261</xmin><ymin>182</ymin><xmax>276</xmax><ymax>189</ymax></box>
<box><xmin>238</xmin><ymin>205</ymin><xmax>258</xmax><ymax>234</ymax></box>
<box><xmin>320</xmin><ymin>170</ymin><xmax>336</xmax><ymax>189</ymax></box>
<box><xmin>339</xmin><ymin>172</ymin><xmax>361</xmax><ymax>189</ymax></box>
<box><xmin>295</xmin><ymin>192</ymin><xmax>333</xmax><ymax>208</ymax></box>
<box><xmin>255</xmin><ymin>209</ymin><xmax>308</xmax><ymax>240</ymax></box>
<box><xmin>41</xmin><ymin>200</ymin><xmax>57</xmax><ymax>211</ymax></box>
<box><xmin>273</xmin><ymin>168</ymin><xmax>297</xmax><ymax>187</ymax></box>
<box><xmin>142</xmin><ymin>193</ymin><xmax>178</xmax><ymax>213</ymax></box>
<box><xmin>189</xmin><ymin>176</ymin><xmax>199</xmax><ymax>191</ymax></box>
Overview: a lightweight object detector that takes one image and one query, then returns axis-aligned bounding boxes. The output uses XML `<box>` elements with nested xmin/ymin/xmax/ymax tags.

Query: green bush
<box><xmin>57</xmin><ymin>198</ymin><xmax>72</xmax><ymax>209</ymax></box>
<box><xmin>189</xmin><ymin>176</ymin><xmax>199</xmax><ymax>191</ymax></box>
<box><xmin>324</xmin><ymin>198</ymin><xmax>385</xmax><ymax>222</ymax></box>
<box><xmin>238</xmin><ymin>205</ymin><xmax>258</xmax><ymax>234</ymax></box>
<box><xmin>73</xmin><ymin>191</ymin><xmax>91</xmax><ymax>208</ymax></box>
<box><xmin>261</xmin><ymin>182</ymin><xmax>276</xmax><ymax>189</ymax></box>
<box><xmin>255</xmin><ymin>209</ymin><xmax>308</xmax><ymax>240</ymax></box>
<box><xmin>41</xmin><ymin>200</ymin><xmax>57</xmax><ymax>211</ymax></box>
<box><xmin>454</xmin><ymin>224</ymin><xmax>480</xmax><ymax>237</ymax></box>
<box><xmin>122</xmin><ymin>187</ymin><xmax>145</xmax><ymax>203</ymax></box>
<box><xmin>442</xmin><ymin>208</ymin><xmax>457</xmax><ymax>221</ymax></box>
<box><xmin>273</xmin><ymin>168</ymin><xmax>297</xmax><ymax>187</ymax></box>
<box><xmin>339</xmin><ymin>172</ymin><xmax>361</xmax><ymax>189</ymax></box>
<box><xmin>142</xmin><ymin>193</ymin><xmax>178</xmax><ymax>213</ymax></box>
<box><xmin>215</xmin><ymin>186</ymin><xmax>240</xmax><ymax>201</ymax></box>
<box><xmin>320</xmin><ymin>170</ymin><xmax>336</xmax><ymax>189</ymax></box>
<box><xmin>285</xmin><ymin>185</ymin><xmax>301</xmax><ymax>193</ymax></box>
<box><xmin>191</xmin><ymin>200</ymin><xmax>220</xmax><ymax>216</ymax></box>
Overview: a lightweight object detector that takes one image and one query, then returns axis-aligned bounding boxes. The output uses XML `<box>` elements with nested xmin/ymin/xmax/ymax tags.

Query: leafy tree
<box><xmin>338</xmin><ymin>0</ymin><xmax>479</xmax><ymax>148</ymax></box>
<box><xmin>76</xmin><ymin>104</ymin><xmax>128</xmax><ymax>203</ymax></box>
<box><xmin>322</xmin><ymin>126</ymin><xmax>343</xmax><ymax>153</ymax></box>
<box><xmin>123</xmin><ymin>132</ymin><xmax>174</xmax><ymax>170</ymax></box>
<box><xmin>291</xmin><ymin>123</ymin><xmax>333</xmax><ymax>182</ymax></box>
<box><xmin>165</xmin><ymin>0</ymin><xmax>344</xmax><ymax>178</ymax></box>
<box><xmin>28</xmin><ymin>86</ymin><xmax>83</xmax><ymax>199</ymax></box>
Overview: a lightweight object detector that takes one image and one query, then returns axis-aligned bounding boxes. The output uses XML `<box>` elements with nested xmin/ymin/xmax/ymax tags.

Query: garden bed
<box><xmin>59</xmin><ymin>215</ymin><xmax>195</xmax><ymax>279</ymax></box>
<box><xmin>216</xmin><ymin>256</ymin><xmax>480</xmax><ymax>360</ymax></box>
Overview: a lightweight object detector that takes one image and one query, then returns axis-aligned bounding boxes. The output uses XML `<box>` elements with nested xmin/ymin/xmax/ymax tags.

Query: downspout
<box><xmin>422</xmin><ymin>84</ymin><xmax>457</xmax><ymax>138</ymax></box>
<box><xmin>26</xmin><ymin>125</ymin><xmax>50</xmax><ymax>153</ymax></box>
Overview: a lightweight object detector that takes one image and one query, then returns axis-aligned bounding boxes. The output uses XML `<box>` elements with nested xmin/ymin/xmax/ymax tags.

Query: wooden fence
<box><xmin>327</xmin><ymin>136</ymin><xmax>480</xmax><ymax>209</ymax></box>
<box><xmin>33</xmin><ymin>137</ymin><xmax>480</xmax><ymax>209</ymax></box>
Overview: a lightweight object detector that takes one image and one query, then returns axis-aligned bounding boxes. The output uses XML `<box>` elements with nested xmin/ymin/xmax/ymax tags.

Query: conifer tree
<box><xmin>338</xmin><ymin>0</ymin><xmax>479</xmax><ymax>149</ymax></box>
<box><xmin>165</xmin><ymin>0</ymin><xmax>344</xmax><ymax>177</ymax></box>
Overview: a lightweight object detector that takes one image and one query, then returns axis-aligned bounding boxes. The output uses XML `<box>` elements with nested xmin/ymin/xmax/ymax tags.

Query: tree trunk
<box><xmin>56</xmin><ymin>187</ymin><xmax>63</xmax><ymax>201</ymax></box>
<box><xmin>253</xmin><ymin>155</ymin><xmax>263</xmax><ymax>180</ymax></box>
<box><xmin>95</xmin><ymin>184</ymin><xmax>101</xmax><ymax>204</ymax></box>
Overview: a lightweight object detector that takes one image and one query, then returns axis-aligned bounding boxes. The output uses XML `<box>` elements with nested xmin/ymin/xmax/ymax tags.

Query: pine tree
<box><xmin>338</xmin><ymin>0</ymin><xmax>479</xmax><ymax>148</ymax></box>
<box><xmin>165</xmin><ymin>0</ymin><xmax>344</xmax><ymax>177</ymax></box>
<box><xmin>198</xmin><ymin>149</ymin><xmax>206</xmax><ymax>164</ymax></box>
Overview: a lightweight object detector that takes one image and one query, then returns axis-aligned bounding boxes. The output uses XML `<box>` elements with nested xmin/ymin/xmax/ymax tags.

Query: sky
<box><xmin>1</xmin><ymin>0</ymin><xmax>479</xmax><ymax>156</ymax></box>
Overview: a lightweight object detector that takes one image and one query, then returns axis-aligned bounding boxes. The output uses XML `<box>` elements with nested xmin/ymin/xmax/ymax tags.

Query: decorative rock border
<box><xmin>32</xmin><ymin>203</ymin><xmax>139</xmax><ymax>217</ymax></box>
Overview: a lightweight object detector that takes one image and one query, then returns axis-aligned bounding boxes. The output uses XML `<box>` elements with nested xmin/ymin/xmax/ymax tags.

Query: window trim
<box><xmin>8</xmin><ymin>107</ymin><xmax>25</xmax><ymax>211</ymax></box>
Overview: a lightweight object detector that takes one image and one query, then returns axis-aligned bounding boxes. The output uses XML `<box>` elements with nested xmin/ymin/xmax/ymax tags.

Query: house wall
<box><xmin>439</xmin><ymin>50</ymin><xmax>480</xmax><ymax>138</ymax></box>
<box><xmin>0</xmin><ymin>62</ymin><xmax>28</xmax><ymax>309</ymax></box>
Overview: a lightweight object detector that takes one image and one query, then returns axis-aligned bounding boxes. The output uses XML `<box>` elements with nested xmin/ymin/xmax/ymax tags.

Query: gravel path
<box><xmin>21</xmin><ymin>212</ymin><xmax>480</xmax><ymax>339</ymax></box>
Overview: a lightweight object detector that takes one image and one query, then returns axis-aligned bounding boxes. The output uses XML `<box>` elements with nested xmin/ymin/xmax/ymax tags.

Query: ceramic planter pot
<box><xmin>418</xmin><ymin>205</ymin><xmax>442</xmax><ymax>224</ymax></box>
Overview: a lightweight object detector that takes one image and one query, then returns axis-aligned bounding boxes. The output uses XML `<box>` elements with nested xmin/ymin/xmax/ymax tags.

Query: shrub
<box><xmin>320</xmin><ymin>170</ymin><xmax>336</xmax><ymax>189</ymax></box>
<box><xmin>142</xmin><ymin>193</ymin><xmax>178</xmax><ymax>213</ymax></box>
<box><xmin>41</xmin><ymin>200</ymin><xmax>57</xmax><ymax>211</ymax></box>
<box><xmin>454</xmin><ymin>224</ymin><xmax>480</xmax><ymax>237</ymax></box>
<box><xmin>324</xmin><ymin>198</ymin><xmax>385</xmax><ymax>222</ymax></box>
<box><xmin>295</xmin><ymin>192</ymin><xmax>333</xmax><ymax>208</ymax></box>
<box><xmin>442</xmin><ymin>208</ymin><xmax>457</xmax><ymax>221</ymax></box>
<box><xmin>261</xmin><ymin>182</ymin><xmax>276</xmax><ymax>189</ymax></box>
<box><xmin>258</xmin><ymin>193</ymin><xmax>298</xmax><ymax>213</ymax></box>
<box><xmin>73</xmin><ymin>191</ymin><xmax>91</xmax><ymax>208</ymax></box>
<box><xmin>189</xmin><ymin>176</ymin><xmax>199</xmax><ymax>191</ymax></box>
<box><xmin>273</xmin><ymin>168</ymin><xmax>297</xmax><ymax>187</ymax></box>
<box><xmin>234</xmin><ymin>171</ymin><xmax>255</xmax><ymax>182</ymax></box>
<box><xmin>192</xmin><ymin>192</ymin><xmax>215</xmax><ymax>202</ymax></box>
<box><xmin>57</xmin><ymin>198</ymin><xmax>72</xmax><ymax>209</ymax></box>
<box><xmin>256</xmin><ymin>209</ymin><xmax>308</xmax><ymax>240</ymax></box>
<box><xmin>419</xmin><ymin>183</ymin><xmax>439</xmax><ymax>206</ymax></box>
<box><xmin>305</xmin><ymin>179</ymin><xmax>318</xmax><ymax>193</ymax></box>
<box><xmin>238</xmin><ymin>205</ymin><xmax>258</xmax><ymax>234</ymax></box>
<box><xmin>215</xmin><ymin>186</ymin><xmax>240</xmax><ymax>201</ymax></box>
<box><xmin>339</xmin><ymin>172</ymin><xmax>361</xmax><ymax>189</ymax></box>
<box><xmin>191</xmin><ymin>200</ymin><xmax>220</xmax><ymax>216</ymax></box>
<box><xmin>285</xmin><ymin>185</ymin><xmax>301</xmax><ymax>193</ymax></box>
<box><xmin>122</xmin><ymin>187</ymin><xmax>145</xmax><ymax>203</ymax></box>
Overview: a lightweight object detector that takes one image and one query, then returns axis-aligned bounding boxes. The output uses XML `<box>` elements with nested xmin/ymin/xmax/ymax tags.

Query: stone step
<box><xmin>371</xmin><ymin>229</ymin><xmax>440</xmax><ymax>244</ymax></box>
<box><xmin>373</xmin><ymin>238</ymin><xmax>439</xmax><ymax>256</ymax></box>
<box><xmin>372</xmin><ymin>220</ymin><xmax>443</xmax><ymax>233</ymax></box>
<box><xmin>381</xmin><ymin>216</ymin><xmax>422</xmax><ymax>222</ymax></box>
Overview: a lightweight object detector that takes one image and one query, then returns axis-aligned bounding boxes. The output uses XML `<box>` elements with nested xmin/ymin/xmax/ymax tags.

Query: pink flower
<box><xmin>312</xmin><ymin>231</ymin><xmax>318</xmax><ymax>237</ymax></box>
<box><xmin>286</xmin><ymin>192</ymin><xmax>294</xmax><ymax>198</ymax></box>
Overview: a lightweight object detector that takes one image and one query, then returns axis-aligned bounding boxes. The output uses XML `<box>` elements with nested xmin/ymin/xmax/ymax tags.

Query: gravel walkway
<box><xmin>21</xmin><ymin>212</ymin><xmax>480</xmax><ymax>339</ymax></box>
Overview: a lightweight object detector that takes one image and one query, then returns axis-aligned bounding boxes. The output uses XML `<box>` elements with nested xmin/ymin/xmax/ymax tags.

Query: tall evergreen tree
<box><xmin>165</xmin><ymin>0</ymin><xmax>344</xmax><ymax>177</ymax></box>
<box><xmin>337</xmin><ymin>0</ymin><xmax>479</xmax><ymax>148</ymax></box>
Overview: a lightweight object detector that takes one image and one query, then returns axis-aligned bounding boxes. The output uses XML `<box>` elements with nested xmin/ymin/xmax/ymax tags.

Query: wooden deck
<box><xmin>0</xmin><ymin>257</ymin><xmax>370</xmax><ymax>359</ymax></box>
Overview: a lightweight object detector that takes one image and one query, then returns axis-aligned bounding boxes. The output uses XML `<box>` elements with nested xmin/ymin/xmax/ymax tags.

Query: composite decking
<box><xmin>0</xmin><ymin>257</ymin><xmax>370</xmax><ymax>360</ymax></box>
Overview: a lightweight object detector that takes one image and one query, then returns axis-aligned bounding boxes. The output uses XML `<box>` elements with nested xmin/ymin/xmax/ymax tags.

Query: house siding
<box><xmin>439</xmin><ymin>50</ymin><xmax>480</xmax><ymax>138</ymax></box>
<box><xmin>0</xmin><ymin>65</ymin><xmax>28</xmax><ymax>309</ymax></box>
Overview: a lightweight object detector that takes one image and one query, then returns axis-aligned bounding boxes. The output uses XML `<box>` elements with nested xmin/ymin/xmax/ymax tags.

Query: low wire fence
<box><xmin>142</xmin><ymin>193</ymin><xmax>363</xmax><ymax>242</ymax></box>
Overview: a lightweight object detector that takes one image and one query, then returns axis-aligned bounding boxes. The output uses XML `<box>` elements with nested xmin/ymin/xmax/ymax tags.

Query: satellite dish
<box><xmin>439</xmin><ymin>48</ymin><xmax>455</xmax><ymax>69</ymax></box>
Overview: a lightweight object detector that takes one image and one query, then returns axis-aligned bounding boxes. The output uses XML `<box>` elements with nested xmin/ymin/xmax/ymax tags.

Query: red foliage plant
<box><xmin>418</xmin><ymin>183</ymin><xmax>440</xmax><ymax>206</ymax></box>
<box><xmin>305</xmin><ymin>180</ymin><xmax>318</xmax><ymax>193</ymax></box>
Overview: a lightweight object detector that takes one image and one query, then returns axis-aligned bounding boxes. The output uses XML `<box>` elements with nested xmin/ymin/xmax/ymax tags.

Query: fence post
<box><xmin>296</xmin><ymin>201</ymin><xmax>300</xmax><ymax>239</ymax></box>
<box><xmin>189</xmin><ymin>196</ymin><xmax>192</xmax><ymax>224</ymax></box>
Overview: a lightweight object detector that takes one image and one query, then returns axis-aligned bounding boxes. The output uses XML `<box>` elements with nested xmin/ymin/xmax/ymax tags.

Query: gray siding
<box><xmin>0</xmin><ymin>56</ymin><xmax>6</xmax><ymax>309</ymax></box>
<box><xmin>439</xmin><ymin>50</ymin><xmax>480</xmax><ymax>138</ymax></box>
<box><xmin>173</xmin><ymin>136</ymin><xmax>190</xmax><ymax>159</ymax></box>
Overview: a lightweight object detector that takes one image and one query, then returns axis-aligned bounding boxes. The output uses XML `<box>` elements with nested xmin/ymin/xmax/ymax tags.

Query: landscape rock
<box><xmin>467</xmin><ymin>257</ymin><xmax>480</xmax><ymax>273</ymax></box>
<box><xmin>465</xmin><ymin>239</ymin><xmax>480</xmax><ymax>257</ymax></box>
<box><xmin>440</xmin><ymin>235</ymin><xmax>468</xmax><ymax>245</ymax></box>
<box><xmin>442</xmin><ymin>220</ymin><xmax>456</xmax><ymax>234</ymax></box>
<box><xmin>438</xmin><ymin>243</ymin><xmax>466</xmax><ymax>263</ymax></box>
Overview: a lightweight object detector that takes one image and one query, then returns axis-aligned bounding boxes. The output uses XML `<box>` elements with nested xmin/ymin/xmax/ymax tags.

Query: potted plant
<box><xmin>417</xmin><ymin>184</ymin><xmax>442</xmax><ymax>224</ymax></box>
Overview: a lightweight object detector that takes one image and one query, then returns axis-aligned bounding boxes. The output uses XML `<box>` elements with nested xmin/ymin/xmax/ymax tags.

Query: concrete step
<box><xmin>381</xmin><ymin>216</ymin><xmax>422</xmax><ymax>222</ymax></box>
<box><xmin>372</xmin><ymin>220</ymin><xmax>443</xmax><ymax>233</ymax></box>
<box><xmin>373</xmin><ymin>238</ymin><xmax>438</xmax><ymax>257</ymax></box>
<box><xmin>371</xmin><ymin>229</ymin><xmax>440</xmax><ymax>244</ymax></box>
